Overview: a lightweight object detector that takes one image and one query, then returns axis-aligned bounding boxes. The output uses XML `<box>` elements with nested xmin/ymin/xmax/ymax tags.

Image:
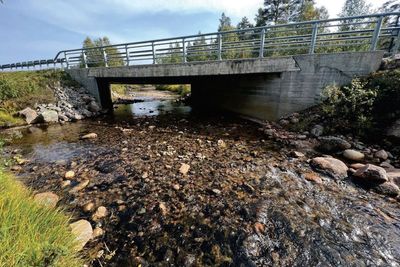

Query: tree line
<box><xmin>80</xmin><ymin>0</ymin><xmax>400</xmax><ymax>66</ymax></box>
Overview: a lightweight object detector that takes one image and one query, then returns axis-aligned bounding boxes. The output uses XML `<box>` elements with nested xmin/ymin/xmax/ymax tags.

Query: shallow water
<box><xmin>2</xmin><ymin>98</ymin><xmax>400</xmax><ymax>266</ymax></box>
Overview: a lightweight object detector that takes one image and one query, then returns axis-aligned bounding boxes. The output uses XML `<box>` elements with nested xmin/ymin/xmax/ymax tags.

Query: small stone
<box><xmin>375</xmin><ymin>150</ymin><xmax>389</xmax><ymax>161</ymax></box>
<box><xmin>142</xmin><ymin>172</ymin><xmax>149</xmax><ymax>179</ymax></box>
<box><xmin>92</xmin><ymin>227</ymin><xmax>104</xmax><ymax>238</ymax></box>
<box><xmin>211</xmin><ymin>188</ymin><xmax>221</xmax><ymax>195</ymax></box>
<box><xmin>353</xmin><ymin>164</ymin><xmax>388</xmax><ymax>183</ymax></box>
<box><xmin>290</xmin><ymin>151</ymin><xmax>305</xmax><ymax>158</ymax></box>
<box><xmin>61</xmin><ymin>180</ymin><xmax>71</xmax><ymax>188</ymax></box>
<box><xmin>172</xmin><ymin>184</ymin><xmax>180</xmax><ymax>190</ymax></box>
<box><xmin>69</xmin><ymin>180</ymin><xmax>90</xmax><ymax>193</ymax></box>
<box><xmin>33</xmin><ymin>192</ymin><xmax>59</xmax><ymax>208</ymax></box>
<box><xmin>92</xmin><ymin>206</ymin><xmax>108</xmax><ymax>221</ymax></box>
<box><xmin>179</xmin><ymin>163</ymin><xmax>190</xmax><ymax>175</ymax></box>
<box><xmin>311</xmin><ymin>157</ymin><xmax>348</xmax><ymax>179</ymax></box>
<box><xmin>388</xmin><ymin>170</ymin><xmax>400</xmax><ymax>186</ymax></box>
<box><xmin>304</xmin><ymin>172</ymin><xmax>323</xmax><ymax>184</ymax></box>
<box><xmin>148</xmin><ymin>125</ymin><xmax>156</xmax><ymax>130</ymax></box>
<box><xmin>137</xmin><ymin>208</ymin><xmax>146</xmax><ymax>215</ymax></box>
<box><xmin>83</xmin><ymin>202</ymin><xmax>95</xmax><ymax>212</ymax></box>
<box><xmin>343</xmin><ymin>149</ymin><xmax>365</xmax><ymax>162</ymax></box>
<box><xmin>217</xmin><ymin>140</ymin><xmax>227</xmax><ymax>148</ymax></box>
<box><xmin>159</xmin><ymin>202</ymin><xmax>168</xmax><ymax>216</ymax></box>
<box><xmin>70</xmin><ymin>219</ymin><xmax>93</xmax><ymax>251</ymax></box>
<box><xmin>310</xmin><ymin>125</ymin><xmax>324</xmax><ymax>137</ymax></box>
<box><xmin>350</xmin><ymin>163</ymin><xmax>365</xmax><ymax>170</ymax></box>
<box><xmin>11</xmin><ymin>165</ymin><xmax>22</xmax><ymax>171</ymax></box>
<box><xmin>254</xmin><ymin>222</ymin><xmax>265</xmax><ymax>234</ymax></box>
<box><xmin>81</xmin><ymin>133</ymin><xmax>98</xmax><ymax>139</ymax></box>
<box><xmin>64</xmin><ymin>170</ymin><xmax>75</xmax><ymax>179</ymax></box>
<box><xmin>88</xmin><ymin>101</ymin><xmax>101</xmax><ymax>112</ymax></box>
<box><xmin>318</xmin><ymin>136</ymin><xmax>351</xmax><ymax>153</ymax></box>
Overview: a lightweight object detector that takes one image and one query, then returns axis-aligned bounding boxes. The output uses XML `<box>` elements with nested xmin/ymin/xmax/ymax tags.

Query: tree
<box><xmin>218</xmin><ymin>13</ymin><xmax>233</xmax><ymax>32</ymax></box>
<box><xmin>81</xmin><ymin>36</ymin><xmax>124</xmax><ymax>67</ymax></box>
<box><xmin>217</xmin><ymin>13</ymin><xmax>239</xmax><ymax>59</ymax></box>
<box><xmin>187</xmin><ymin>32</ymin><xmax>211</xmax><ymax>62</ymax></box>
<box><xmin>256</xmin><ymin>0</ymin><xmax>311</xmax><ymax>26</ymax></box>
<box><xmin>158</xmin><ymin>42</ymin><xmax>182</xmax><ymax>64</ymax></box>
<box><xmin>298</xmin><ymin>1</ymin><xmax>329</xmax><ymax>21</ymax></box>
<box><xmin>339</xmin><ymin>0</ymin><xmax>371</xmax><ymax>18</ymax></box>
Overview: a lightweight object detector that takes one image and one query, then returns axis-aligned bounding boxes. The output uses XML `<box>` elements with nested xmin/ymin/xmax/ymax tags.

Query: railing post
<box><xmin>125</xmin><ymin>45</ymin><xmax>130</xmax><ymax>66</ymax></box>
<box><xmin>217</xmin><ymin>34</ymin><xmax>222</xmax><ymax>60</ymax></box>
<box><xmin>371</xmin><ymin>16</ymin><xmax>384</xmax><ymax>51</ymax></box>
<box><xmin>309</xmin><ymin>23</ymin><xmax>318</xmax><ymax>54</ymax></box>
<box><xmin>83</xmin><ymin>51</ymin><xmax>88</xmax><ymax>68</ymax></box>
<box><xmin>259</xmin><ymin>28</ymin><xmax>266</xmax><ymax>58</ymax></box>
<box><xmin>182</xmin><ymin>38</ymin><xmax>187</xmax><ymax>63</ymax></box>
<box><xmin>152</xmin><ymin>42</ymin><xmax>156</xmax><ymax>64</ymax></box>
<box><xmin>102</xmin><ymin>48</ymin><xmax>108</xmax><ymax>67</ymax></box>
<box><xmin>64</xmin><ymin>52</ymin><xmax>69</xmax><ymax>69</ymax></box>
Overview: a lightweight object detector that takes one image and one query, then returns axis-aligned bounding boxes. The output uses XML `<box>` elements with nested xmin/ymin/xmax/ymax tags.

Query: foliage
<box><xmin>155</xmin><ymin>84</ymin><xmax>190</xmax><ymax>96</ymax></box>
<box><xmin>321</xmin><ymin>69</ymin><xmax>400</xmax><ymax>134</ymax></box>
<box><xmin>0</xmin><ymin>169</ymin><xmax>82</xmax><ymax>267</ymax></box>
<box><xmin>81</xmin><ymin>37</ymin><xmax>124</xmax><ymax>67</ymax></box>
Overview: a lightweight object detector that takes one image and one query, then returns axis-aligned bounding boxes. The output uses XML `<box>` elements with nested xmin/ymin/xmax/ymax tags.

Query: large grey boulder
<box><xmin>18</xmin><ymin>107</ymin><xmax>38</xmax><ymax>124</ymax></box>
<box><xmin>38</xmin><ymin>110</ymin><xmax>59</xmax><ymax>123</ymax></box>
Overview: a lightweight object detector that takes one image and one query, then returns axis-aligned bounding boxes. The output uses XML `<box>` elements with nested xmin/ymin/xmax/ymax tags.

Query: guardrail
<box><xmin>1</xmin><ymin>12</ymin><xmax>400</xmax><ymax>71</ymax></box>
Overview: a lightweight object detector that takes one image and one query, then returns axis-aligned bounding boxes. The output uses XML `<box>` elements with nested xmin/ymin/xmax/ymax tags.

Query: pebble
<box><xmin>343</xmin><ymin>149</ymin><xmax>365</xmax><ymax>162</ymax></box>
<box><xmin>92</xmin><ymin>227</ymin><xmax>104</xmax><ymax>238</ymax></box>
<box><xmin>304</xmin><ymin>172</ymin><xmax>323</xmax><ymax>184</ymax></box>
<box><xmin>83</xmin><ymin>202</ymin><xmax>95</xmax><ymax>212</ymax></box>
<box><xmin>64</xmin><ymin>170</ymin><xmax>75</xmax><ymax>179</ymax></box>
<box><xmin>92</xmin><ymin>206</ymin><xmax>108</xmax><ymax>221</ymax></box>
<box><xmin>81</xmin><ymin>133</ymin><xmax>98</xmax><ymax>139</ymax></box>
<box><xmin>172</xmin><ymin>184</ymin><xmax>180</xmax><ymax>190</ymax></box>
<box><xmin>179</xmin><ymin>163</ymin><xmax>190</xmax><ymax>175</ymax></box>
<box><xmin>375</xmin><ymin>150</ymin><xmax>389</xmax><ymax>161</ymax></box>
<box><xmin>217</xmin><ymin>140</ymin><xmax>227</xmax><ymax>148</ymax></box>
<box><xmin>212</xmin><ymin>188</ymin><xmax>222</xmax><ymax>195</ymax></box>
<box><xmin>69</xmin><ymin>180</ymin><xmax>90</xmax><ymax>193</ymax></box>
<box><xmin>61</xmin><ymin>180</ymin><xmax>71</xmax><ymax>188</ymax></box>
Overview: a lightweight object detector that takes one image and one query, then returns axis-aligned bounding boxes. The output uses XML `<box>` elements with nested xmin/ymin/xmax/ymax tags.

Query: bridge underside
<box><xmin>67</xmin><ymin>51</ymin><xmax>384</xmax><ymax>121</ymax></box>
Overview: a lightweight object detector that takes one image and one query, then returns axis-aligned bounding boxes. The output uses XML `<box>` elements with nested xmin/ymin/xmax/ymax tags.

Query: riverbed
<box><xmin>2</xmin><ymin>92</ymin><xmax>400</xmax><ymax>266</ymax></box>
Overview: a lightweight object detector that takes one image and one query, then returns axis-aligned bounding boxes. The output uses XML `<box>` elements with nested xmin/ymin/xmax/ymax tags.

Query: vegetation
<box><xmin>155</xmin><ymin>84</ymin><xmax>190</xmax><ymax>96</ymax></box>
<box><xmin>321</xmin><ymin>69</ymin><xmax>400</xmax><ymax>135</ymax></box>
<box><xmin>0</xmin><ymin>70</ymin><xmax>79</xmax><ymax>127</ymax></box>
<box><xmin>0</xmin><ymin>168</ymin><xmax>82</xmax><ymax>266</ymax></box>
<box><xmin>81</xmin><ymin>37</ymin><xmax>124</xmax><ymax>67</ymax></box>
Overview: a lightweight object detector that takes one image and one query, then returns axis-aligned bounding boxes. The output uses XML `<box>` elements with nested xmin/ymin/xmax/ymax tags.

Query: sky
<box><xmin>0</xmin><ymin>0</ymin><xmax>388</xmax><ymax>63</ymax></box>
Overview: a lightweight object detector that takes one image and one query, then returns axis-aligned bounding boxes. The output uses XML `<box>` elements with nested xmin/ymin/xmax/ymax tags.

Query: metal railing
<box><xmin>1</xmin><ymin>12</ymin><xmax>400</xmax><ymax>71</ymax></box>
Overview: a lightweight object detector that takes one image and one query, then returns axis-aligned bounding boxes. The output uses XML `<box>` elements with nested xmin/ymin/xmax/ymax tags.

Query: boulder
<box><xmin>387</xmin><ymin>170</ymin><xmax>400</xmax><ymax>186</ymax></box>
<box><xmin>318</xmin><ymin>136</ymin><xmax>351</xmax><ymax>153</ymax></box>
<box><xmin>375</xmin><ymin>150</ymin><xmax>388</xmax><ymax>161</ymax></box>
<box><xmin>343</xmin><ymin>149</ymin><xmax>365</xmax><ymax>162</ymax></box>
<box><xmin>311</xmin><ymin>157</ymin><xmax>348</xmax><ymax>179</ymax></box>
<box><xmin>374</xmin><ymin>182</ymin><xmax>400</xmax><ymax>197</ymax></box>
<box><xmin>33</xmin><ymin>192</ymin><xmax>59</xmax><ymax>208</ymax></box>
<box><xmin>88</xmin><ymin>101</ymin><xmax>101</xmax><ymax>113</ymax></box>
<box><xmin>70</xmin><ymin>219</ymin><xmax>93</xmax><ymax>251</ymax></box>
<box><xmin>18</xmin><ymin>107</ymin><xmax>38</xmax><ymax>124</ymax></box>
<box><xmin>353</xmin><ymin>164</ymin><xmax>388</xmax><ymax>183</ymax></box>
<box><xmin>38</xmin><ymin>110</ymin><xmax>59</xmax><ymax>123</ymax></box>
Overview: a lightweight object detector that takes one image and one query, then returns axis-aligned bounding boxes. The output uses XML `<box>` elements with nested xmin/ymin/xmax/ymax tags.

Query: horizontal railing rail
<box><xmin>1</xmin><ymin>12</ymin><xmax>400</xmax><ymax>71</ymax></box>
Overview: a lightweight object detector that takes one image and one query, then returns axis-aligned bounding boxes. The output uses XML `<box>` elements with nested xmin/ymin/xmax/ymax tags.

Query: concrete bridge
<box><xmin>2</xmin><ymin>13</ymin><xmax>400</xmax><ymax>120</ymax></box>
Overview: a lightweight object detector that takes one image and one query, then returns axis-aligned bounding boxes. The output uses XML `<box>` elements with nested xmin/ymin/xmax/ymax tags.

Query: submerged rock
<box><xmin>353</xmin><ymin>164</ymin><xmax>388</xmax><ymax>183</ymax></box>
<box><xmin>311</xmin><ymin>157</ymin><xmax>348</xmax><ymax>178</ymax></box>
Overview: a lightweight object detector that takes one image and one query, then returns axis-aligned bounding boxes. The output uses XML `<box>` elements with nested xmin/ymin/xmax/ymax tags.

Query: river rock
<box><xmin>70</xmin><ymin>219</ymin><xmax>93</xmax><ymax>251</ymax></box>
<box><xmin>88</xmin><ymin>101</ymin><xmax>101</xmax><ymax>112</ymax></box>
<box><xmin>374</xmin><ymin>182</ymin><xmax>400</xmax><ymax>197</ymax></box>
<box><xmin>350</xmin><ymin>163</ymin><xmax>365</xmax><ymax>170</ymax></box>
<box><xmin>179</xmin><ymin>163</ymin><xmax>190</xmax><ymax>175</ymax></box>
<box><xmin>69</xmin><ymin>180</ymin><xmax>90</xmax><ymax>193</ymax></box>
<box><xmin>318</xmin><ymin>136</ymin><xmax>351</xmax><ymax>153</ymax></box>
<box><xmin>310</xmin><ymin>125</ymin><xmax>324</xmax><ymax>137</ymax></box>
<box><xmin>83</xmin><ymin>202</ymin><xmax>95</xmax><ymax>212</ymax></box>
<box><xmin>64</xmin><ymin>170</ymin><xmax>75</xmax><ymax>179</ymax></box>
<box><xmin>18</xmin><ymin>107</ymin><xmax>38</xmax><ymax>124</ymax></box>
<box><xmin>92</xmin><ymin>206</ymin><xmax>108</xmax><ymax>221</ymax></box>
<box><xmin>375</xmin><ymin>150</ymin><xmax>388</xmax><ymax>161</ymax></box>
<box><xmin>304</xmin><ymin>171</ymin><xmax>323</xmax><ymax>184</ymax></box>
<box><xmin>92</xmin><ymin>227</ymin><xmax>104</xmax><ymax>238</ymax></box>
<box><xmin>81</xmin><ymin>133</ymin><xmax>98</xmax><ymax>139</ymax></box>
<box><xmin>311</xmin><ymin>157</ymin><xmax>348</xmax><ymax>178</ymax></box>
<box><xmin>387</xmin><ymin>170</ymin><xmax>400</xmax><ymax>186</ymax></box>
<box><xmin>217</xmin><ymin>140</ymin><xmax>227</xmax><ymax>149</ymax></box>
<box><xmin>353</xmin><ymin>164</ymin><xmax>388</xmax><ymax>183</ymax></box>
<box><xmin>343</xmin><ymin>149</ymin><xmax>365</xmax><ymax>161</ymax></box>
<box><xmin>33</xmin><ymin>192</ymin><xmax>59</xmax><ymax>208</ymax></box>
<box><xmin>290</xmin><ymin>151</ymin><xmax>305</xmax><ymax>158</ymax></box>
<box><xmin>61</xmin><ymin>180</ymin><xmax>71</xmax><ymax>188</ymax></box>
<box><xmin>38</xmin><ymin>110</ymin><xmax>59</xmax><ymax>123</ymax></box>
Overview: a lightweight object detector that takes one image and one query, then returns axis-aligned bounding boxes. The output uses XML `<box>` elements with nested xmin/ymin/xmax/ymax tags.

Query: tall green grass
<box><xmin>0</xmin><ymin>170</ymin><xmax>83</xmax><ymax>267</ymax></box>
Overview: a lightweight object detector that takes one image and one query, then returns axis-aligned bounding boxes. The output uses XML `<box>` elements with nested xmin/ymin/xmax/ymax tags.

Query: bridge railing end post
<box><xmin>259</xmin><ymin>28</ymin><xmax>266</xmax><ymax>58</ymax></box>
<box><xmin>217</xmin><ymin>34</ymin><xmax>222</xmax><ymax>60</ymax></box>
<box><xmin>309</xmin><ymin>22</ymin><xmax>319</xmax><ymax>54</ymax></box>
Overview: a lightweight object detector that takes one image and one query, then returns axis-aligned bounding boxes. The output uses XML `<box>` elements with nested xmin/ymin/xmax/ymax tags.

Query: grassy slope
<box><xmin>0</xmin><ymin>169</ymin><xmax>83</xmax><ymax>267</ymax></box>
<box><xmin>0</xmin><ymin>70</ymin><xmax>79</xmax><ymax>127</ymax></box>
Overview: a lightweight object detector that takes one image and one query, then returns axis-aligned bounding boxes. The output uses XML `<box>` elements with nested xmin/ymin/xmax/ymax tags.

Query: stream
<box><xmin>1</xmin><ymin>93</ymin><xmax>400</xmax><ymax>266</ymax></box>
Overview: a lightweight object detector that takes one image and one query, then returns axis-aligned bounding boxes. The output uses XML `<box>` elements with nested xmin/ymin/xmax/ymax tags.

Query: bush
<box><xmin>155</xmin><ymin>84</ymin><xmax>191</xmax><ymax>96</ymax></box>
<box><xmin>321</xmin><ymin>69</ymin><xmax>400</xmax><ymax>135</ymax></box>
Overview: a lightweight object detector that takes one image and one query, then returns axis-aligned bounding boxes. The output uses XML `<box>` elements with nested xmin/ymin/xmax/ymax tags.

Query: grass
<box><xmin>0</xmin><ymin>70</ymin><xmax>79</xmax><ymax>127</ymax></box>
<box><xmin>0</xmin><ymin>169</ymin><xmax>83</xmax><ymax>267</ymax></box>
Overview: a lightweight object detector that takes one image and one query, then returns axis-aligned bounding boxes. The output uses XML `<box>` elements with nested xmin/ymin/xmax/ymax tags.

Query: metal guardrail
<box><xmin>1</xmin><ymin>12</ymin><xmax>400</xmax><ymax>71</ymax></box>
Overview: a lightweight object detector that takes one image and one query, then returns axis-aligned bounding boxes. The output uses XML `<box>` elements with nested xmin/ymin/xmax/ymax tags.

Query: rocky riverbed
<box><xmin>2</xmin><ymin>98</ymin><xmax>400</xmax><ymax>266</ymax></box>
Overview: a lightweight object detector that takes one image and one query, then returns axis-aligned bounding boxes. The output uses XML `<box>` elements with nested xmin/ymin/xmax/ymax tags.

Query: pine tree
<box><xmin>187</xmin><ymin>32</ymin><xmax>210</xmax><ymax>62</ymax></box>
<box><xmin>81</xmin><ymin>36</ymin><xmax>124</xmax><ymax>67</ymax></box>
<box><xmin>257</xmin><ymin>0</ymin><xmax>310</xmax><ymax>25</ymax></box>
<box><xmin>339</xmin><ymin>0</ymin><xmax>371</xmax><ymax>31</ymax></box>
<box><xmin>217</xmin><ymin>13</ymin><xmax>239</xmax><ymax>59</ymax></box>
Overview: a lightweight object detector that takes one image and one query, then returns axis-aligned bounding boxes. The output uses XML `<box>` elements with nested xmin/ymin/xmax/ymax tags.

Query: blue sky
<box><xmin>0</xmin><ymin>0</ymin><xmax>386</xmax><ymax>64</ymax></box>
